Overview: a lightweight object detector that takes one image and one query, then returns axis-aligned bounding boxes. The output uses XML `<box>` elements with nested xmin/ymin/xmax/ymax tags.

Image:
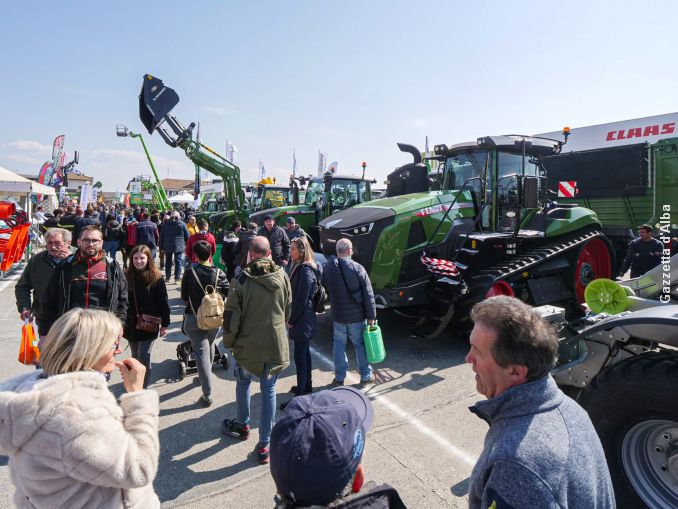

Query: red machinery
<box><xmin>0</xmin><ymin>202</ymin><xmax>30</xmax><ymax>271</ymax></box>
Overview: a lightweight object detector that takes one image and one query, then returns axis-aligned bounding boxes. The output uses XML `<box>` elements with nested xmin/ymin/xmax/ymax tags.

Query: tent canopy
<box><xmin>168</xmin><ymin>191</ymin><xmax>194</xmax><ymax>203</ymax></box>
<box><xmin>0</xmin><ymin>166</ymin><xmax>55</xmax><ymax>196</ymax></box>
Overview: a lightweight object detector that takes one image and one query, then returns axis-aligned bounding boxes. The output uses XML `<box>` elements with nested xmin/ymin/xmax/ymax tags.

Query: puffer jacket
<box><xmin>0</xmin><ymin>370</ymin><xmax>160</xmax><ymax>509</ymax></box>
<box><xmin>222</xmin><ymin>257</ymin><xmax>292</xmax><ymax>376</ymax></box>
<box><xmin>322</xmin><ymin>256</ymin><xmax>376</xmax><ymax>324</ymax></box>
<box><xmin>288</xmin><ymin>262</ymin><xmax>322</xmax><ymax>342</ymax></box>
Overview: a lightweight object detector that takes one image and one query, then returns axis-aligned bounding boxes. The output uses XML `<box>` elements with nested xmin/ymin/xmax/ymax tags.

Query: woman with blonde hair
<box><xmin>125</xmin><ymin>244</ymin><xmax>171</xmax><ymax>388</ymax></box>
<box><xmin>0</xmin><ymin>308</ymin><xmax>160</xmax><ymax>508</ymax></box>
<box><xmin>283</xmin><ymin>236</ymin><xmax>322</xmax><ymax>408</ymax></box>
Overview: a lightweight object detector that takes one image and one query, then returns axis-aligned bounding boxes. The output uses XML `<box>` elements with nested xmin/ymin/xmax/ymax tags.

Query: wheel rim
<box><xmin>622</xmin><ymin>420</ymin><xmax>678</xmax><ymax>508</ymax></box>
<box><xmin>574</xmin><ymin>237</ymin><xmax>612</xmax><ymax>304</ymax></box>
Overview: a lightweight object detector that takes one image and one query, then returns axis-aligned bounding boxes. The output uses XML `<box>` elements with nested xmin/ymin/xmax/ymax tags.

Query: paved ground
<box><xmin>0</xmin><ymin>258</ymin><xmax>488</xmax><ymax>508</ymax></box>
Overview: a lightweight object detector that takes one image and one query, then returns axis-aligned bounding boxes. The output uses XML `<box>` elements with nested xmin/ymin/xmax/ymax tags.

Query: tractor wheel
<box><xmin>577</xmin><ymin>352</ymin><xmax>678</xmax><ymax>509</ymax></box>
<box><xmin>571</xmin><ymin>236</ymin><xmax>613</xmax><ymax>305</ymax></box>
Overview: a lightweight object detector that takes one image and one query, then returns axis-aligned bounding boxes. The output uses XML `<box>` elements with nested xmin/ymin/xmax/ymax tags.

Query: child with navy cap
<box><xmin>270</xmin><ymin>387</ymin><xmax>406</xmax><ymax>508</ymax></box>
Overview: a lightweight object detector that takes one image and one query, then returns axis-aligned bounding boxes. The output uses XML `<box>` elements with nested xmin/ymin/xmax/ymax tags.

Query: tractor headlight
<box><xmin>340</xmin><ymin>222</ymin><xmax>374</xmax><ymax>236</ymax></box>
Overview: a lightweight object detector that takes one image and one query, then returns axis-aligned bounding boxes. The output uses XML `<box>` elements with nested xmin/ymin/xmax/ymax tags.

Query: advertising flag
<box><xmin>317</xmin><ymin>151</ymin><xmax>327</xmax><ymax>176</ymax></box>
<box><xmin>259</xmin><ymin>160</ymin><xmax>266</xmax><ymax>180</ymax></box>
<box><xmin>292</xmin><ymin>149</ymin><xmax>297</xmax><ymax>177</ymax></box>
<box><xmin>328</xmin><ymin>161</ymin><xmax>338</xmax><ymax>174</ymax></box>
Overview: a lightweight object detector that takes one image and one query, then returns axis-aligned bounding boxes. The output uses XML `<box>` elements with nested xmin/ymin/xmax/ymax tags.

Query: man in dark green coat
<box><xmin>221</xmin><ymin>236</ymin><xmax>292</xmax><ymax>464</ymax></box>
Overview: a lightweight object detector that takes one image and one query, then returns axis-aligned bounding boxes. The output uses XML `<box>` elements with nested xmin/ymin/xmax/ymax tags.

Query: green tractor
<box><xmin>319</xmin><ymin>132</ymin><xmax>615</xmax><ymax>337</ymax></box>
<box><xmin>249</xmin><ymin>170</ymin><xmax>376</xmax><ymax>249</ymax></box>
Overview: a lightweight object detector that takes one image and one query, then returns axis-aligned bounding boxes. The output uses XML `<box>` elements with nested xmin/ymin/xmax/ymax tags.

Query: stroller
<box><xmin>176</xmin><ymin>340</ymin><xmax>229</xmax><ymax>379</ymax></box>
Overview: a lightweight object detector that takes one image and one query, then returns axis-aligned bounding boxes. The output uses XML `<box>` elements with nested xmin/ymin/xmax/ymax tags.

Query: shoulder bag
<box><xmin>133</xmin><ymin>279</ymin><xmax>162</xmax><ymax>333</ymax></box>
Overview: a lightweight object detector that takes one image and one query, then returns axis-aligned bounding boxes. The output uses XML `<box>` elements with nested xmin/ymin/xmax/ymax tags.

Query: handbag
<box><xmin>133</xmin><ymin>280</ymin><xmax>161</xmax><ymax>333</ymax></box>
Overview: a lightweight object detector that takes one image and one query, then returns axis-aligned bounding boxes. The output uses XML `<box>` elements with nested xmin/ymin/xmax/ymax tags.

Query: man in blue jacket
<box><xmin>136</xmin><ymin>213</ymin><xmax>160</xmax><ymax>260</ymax></box>
<box><xmin>466</xmin><ymin>296</ymin><xmax>615</xmax><ymax>509</ymax></box>
<box><xmin>322</xmin><ymin>238</ymin><xmax>376</xmax><ymax>388</ymax></box>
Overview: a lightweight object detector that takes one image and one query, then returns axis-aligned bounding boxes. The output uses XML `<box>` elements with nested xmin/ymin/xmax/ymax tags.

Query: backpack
<box><xmin>311</xmin><ymin>266</ymin><xmax>328</xmax><ymax>313</ymax></box>
<box><xmin>189</xmin><ymin>267</ymin><xmax>225</xmax><ymax>330</ymax></box>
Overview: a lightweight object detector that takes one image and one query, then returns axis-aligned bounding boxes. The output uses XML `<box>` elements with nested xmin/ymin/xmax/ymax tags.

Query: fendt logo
<box><xmin>606</xmin><ymin>122</ymin><xmax>675</xmax><ymax>141</ymax></box>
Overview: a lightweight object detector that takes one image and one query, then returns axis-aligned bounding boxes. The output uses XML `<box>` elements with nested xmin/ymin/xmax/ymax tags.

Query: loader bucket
<box><xmin>139</xmin><ymin>74</ymin><xmax>180</xmax><ymax>134</ymax></box>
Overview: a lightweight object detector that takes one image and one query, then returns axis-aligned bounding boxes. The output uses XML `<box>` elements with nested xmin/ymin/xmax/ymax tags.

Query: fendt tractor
<box><xmin>319</xmin><ymin>131</ymin><xmax>615</xmax><ymax>337</ymax></box>
<box><xmin>537</xmin><ymin>113</ymin><xmax>678</xmax><ymax>258</ymax></box>
<box><xmin>250</xmin><ymin>169</ymin><xmax>376</xmax><ymax>249</ymax></box>
<box><xmin>138</xmin><ymin>74</ymin><xmax>247</xmax><ymax>236</ymax></box>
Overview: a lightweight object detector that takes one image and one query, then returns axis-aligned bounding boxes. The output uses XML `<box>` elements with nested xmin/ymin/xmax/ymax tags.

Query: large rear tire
<box><xmin>571</xmin><ymin>236</ymin><xmax>613</xmax><ymax>305</ymax></box>
<box><xmin>577</xmin><ymin>352</ymin><xmax>678</xmax><ymax>509</ymax></box>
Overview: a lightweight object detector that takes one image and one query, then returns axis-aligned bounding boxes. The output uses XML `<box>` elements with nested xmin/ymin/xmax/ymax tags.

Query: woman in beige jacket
<box><xmin>0</xmin><ymin>308</ymin><xmax>160</xmax><ymax>508</ymax></box>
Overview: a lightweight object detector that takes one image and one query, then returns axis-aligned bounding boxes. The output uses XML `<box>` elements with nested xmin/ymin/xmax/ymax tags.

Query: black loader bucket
<box><xmin>139</xmin><ymin>74</ymin><xmax>180</xmax><ymax>134</ymax></box>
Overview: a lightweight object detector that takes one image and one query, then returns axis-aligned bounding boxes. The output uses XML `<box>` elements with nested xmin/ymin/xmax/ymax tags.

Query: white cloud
<box><xmin>4</xmin><ymin>140</ymin><xmax>52</xmax><ymax>153</ymax></box>
<box><xmin>7</xmin><ymin>154</ymin><xmax>42</xmax><ymax>165</ymax></box>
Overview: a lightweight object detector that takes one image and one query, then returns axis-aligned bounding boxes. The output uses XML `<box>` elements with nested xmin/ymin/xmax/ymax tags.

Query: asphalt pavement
<box><xmin>0</xmin><ymin>258</ymin><xmax>488</xmax><ymax>508</ymax></box>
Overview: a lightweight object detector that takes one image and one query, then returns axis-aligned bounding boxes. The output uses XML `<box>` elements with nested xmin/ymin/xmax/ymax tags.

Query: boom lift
<box><xmin>138</xmin><ymin>74</ymin><xmax>246</xmax><ymax>233</ymax></box>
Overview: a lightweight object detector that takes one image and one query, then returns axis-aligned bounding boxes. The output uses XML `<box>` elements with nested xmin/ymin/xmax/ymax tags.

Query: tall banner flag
<box><xmin>317</xmin><ymin>151</ymin><xmax>327</xmax><ymax>176</ymax></box>
<box><xmin>229</xmin><ymin>143</ymin><xmax>238</xmax><ymax>164</ymax></box>
<box><xmin>258</xmin><ymin>160</ymin><xmax>266</xmax><ymax>181</ymax></box>
<box><xmin>59</xmin><ymin>186</ymin><xmax>66</xmax><ymax>204</ymax></box>
<box><xmin>292</xmin><ymin>149</ymin><xmax>297</xmax><ymax>177</ymax></box>
<box><xmin>79</xmin><ymin>182</ymin><xmax>91</xmax><ymax>208</ymax></box>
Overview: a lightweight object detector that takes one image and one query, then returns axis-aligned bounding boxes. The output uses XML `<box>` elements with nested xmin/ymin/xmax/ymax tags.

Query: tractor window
<box><xmin>330</xmin><ymin>179</ymin><xmax>362</xmax><ymax>211</ymax></box>
<box><xmin>444</xmin><ymin>150</ymin><xmax>488</xmax><ymax>190</ymax></box>
<box><xmin>304</xmin><ymin>181</ymin><xmax>324</xmax><ymax>206</ymax></box>
<box><xmin>498</xmin><ymin>152</ymin><xmax>538</xmax><ymax>178</ymax></box>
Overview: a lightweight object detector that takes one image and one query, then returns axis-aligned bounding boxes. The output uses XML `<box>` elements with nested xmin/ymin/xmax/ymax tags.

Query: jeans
<box><xmin>333</xmin><ymin>321</ymin><xmax>372</xmax><ymax>382</ymax></box>
<box><xmin>234</xmin><ymin>362</ymin><xmax>279</xmax><ymax>446</ymax></box>
<box><xmin>130</xmin><ymin>339</ymin><xmax>155</xmax><ymax>389</ymax></box>
<box><xmin>293</xmin><ymin>341</ymin><xmax>312</xmax><ymax>394</ymax></box>
<box><xmin>102</xmin><ymin>241</ymin><xmax>119</xmax><ymax>261</ymax></box>
<box><xmin>184</xmin><ymin>314</ymin><xmax>218</xmax><ymax>396</ymax></box>
<box><xmin>165</xmin><ymin>251</ymin><xmax>183</xmax><ymax>280</ymax></box>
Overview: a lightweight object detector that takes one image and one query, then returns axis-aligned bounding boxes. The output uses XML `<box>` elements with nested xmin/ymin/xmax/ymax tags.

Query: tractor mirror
<box><xmin>522</xmin><ymin>176</ymin><xmax>539</xmax><ymax>209</ymax></box>
<box><xmin>139</xmin><ymin>74</ymin><xmax>180</xmax><ymax>134</ymax></box>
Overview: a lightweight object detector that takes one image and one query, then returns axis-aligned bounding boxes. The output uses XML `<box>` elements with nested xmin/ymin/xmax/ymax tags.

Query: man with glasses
<box><xmin>41</xmin><ymin>225</ymin><xmax>128</xmax><ymax>336</ymax></box>
<box><xmin>15</xmin><ymin>228</ymin><xmax>73</xmax><ymax>344</ymax></box>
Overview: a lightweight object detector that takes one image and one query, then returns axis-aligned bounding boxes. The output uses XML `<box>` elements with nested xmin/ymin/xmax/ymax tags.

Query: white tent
<box><xmin>0</xmin><ymin>165</ymin><xmax>57</xmax><ymax>211</ymax></box>
<box><xmin>168</xmin><ymin>191</ymin><xmax>195</xmax><ymax>204</ymax></box>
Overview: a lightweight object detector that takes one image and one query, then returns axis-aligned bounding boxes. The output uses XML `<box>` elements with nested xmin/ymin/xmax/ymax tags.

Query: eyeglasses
<box><xmin>81</xmin><ymin>238</ymin><xmax>103</xmax><ymax>244</ymax></box>
<box><xmin>111</xmin><ymin>340</ymin><xmax>121</xmax><ymax>350</ymax></box>
<box><xmin>111</xmin><ymin>339</ymin><xmax>128</xmax><ymax>352</ymax></box>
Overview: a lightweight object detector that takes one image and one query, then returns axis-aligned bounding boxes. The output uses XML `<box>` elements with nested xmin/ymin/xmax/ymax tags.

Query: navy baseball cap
<box><xmin>270</xmin><ymin>387</ymin><xmax>374</xmax><ymax>506</ymax></box>
<box><xmin>263</xmin><ymin>213</ymin><xmax>275</xmax><ymax>221</ymax></box>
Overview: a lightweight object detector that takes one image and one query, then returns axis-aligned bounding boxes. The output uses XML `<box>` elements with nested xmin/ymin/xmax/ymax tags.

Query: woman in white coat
<box><xmin>0</xmin><ymin>308</ymin><xmax>160</xmax><ymax>508</ymax></box>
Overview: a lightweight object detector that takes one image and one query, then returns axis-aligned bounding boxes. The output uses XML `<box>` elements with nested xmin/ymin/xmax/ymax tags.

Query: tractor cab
<box><xmin>304</xmin><ymin>174</ymin><xmax>374</xmax><ymax>216</ymax></box>
<box><xmin>252</xmin><ymin>185</ymin><xmax>298</xmax><ymax>211</ymax></box>
<box><xmin>435</xmin><ymin>134</ymin><xmax>566</xmax><ymax>236</ymax></box>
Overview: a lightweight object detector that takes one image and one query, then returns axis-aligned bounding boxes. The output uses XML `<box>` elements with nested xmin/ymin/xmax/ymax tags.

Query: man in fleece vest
<box><xmin>465</xmin><ymin>296</ymin><xmax>615</xmax><ymax>509</ymax></box>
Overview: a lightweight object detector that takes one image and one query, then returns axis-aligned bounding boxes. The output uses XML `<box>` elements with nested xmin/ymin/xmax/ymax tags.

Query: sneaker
<box><xmin>289</xmin><ymin>385</ymin><xmax>298</xmax><ymax>394</ymax></box>
<box><xmin>257</xmin><ymin>443</ymin><xmax>270</xmax><ymax>464</ymax></box>
<box><xmin>174</xmin><ymin>278</ymin><xmax>181</xmax><ymax>284</ymax></box>
<box><xmin>200</xmin><ymin>394</ymin><xmax>212</xmax><ymax>407</ymax></box>
<box><xmin>359</xmin><ymin>375</ymin><xmax>375</xmax><ymax>388</ymax></box>
<box><xmin>331</xmin><ymin>378</ymin><xmax>345</xmax><ymax>387</ymax></box>
<box><xmin>165</xmin><ymin>276</ymin><xmax>170</xmax><ymax>282</ymax></box>
<box><xmin>222</xmin><ymin>419</ymin><xmax>250</xmax><ymax>440</ymax></box>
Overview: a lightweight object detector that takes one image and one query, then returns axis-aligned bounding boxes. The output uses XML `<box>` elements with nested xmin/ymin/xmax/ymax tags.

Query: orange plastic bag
<box><xmin>19</xmin><ymin>321</ymin><xmax>40</xmax><ymax>365</ymax></box>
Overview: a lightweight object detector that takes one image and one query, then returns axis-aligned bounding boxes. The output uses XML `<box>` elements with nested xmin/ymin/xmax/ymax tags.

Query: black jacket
<box><xmin>288</xmin><ymin>262</ymin><xmax>321</xmax><ymax>342</ymax></box>
<box><xmin>221</xmin><ymin>232</ymin><xmax>240</xmax><ymax>281</ymax></box>
<box><xmin>15</xmin><ymin>251</ymin><xmax>66</xmax><ymax>331</ymax></box>
<box><xmin>259</xmin><ymin>225</ymin><xmax>290</xmax><ymax>266</ymax></box>
<box><xmin>40</xmin><ymin>253</ymin><xmax>128</xmax><ymax>336</ymax></box>
<box><xmin>136</xmin><ymin>220</ymin><xmax>159</xmax><ymax>248</ymax></box>
<box><xmin>103</xmin><ymin>220</ymin><xmax>124</xmax><ymax>243</ymax></box>
<box><xmin>274</xmin><ymin>483</ymin><xmax>406</xmax><ymax>509</ymax></box>
<box><xmin>125</xmin><ymin>275</ymin><xmax>171</xmax><ymax>342</ymax></box>
<box><xmin>234</xmin><ymin>230</ymin><xmax>258</xmax><ymax>268</ymax></box>
<box><xmin>180</xmin><ymin>264</ymin><xmax>228</xmax><ymax>315</ymax></box>
<box><xmin>618</xmin><ymin>237</ymin><xmax>664</xmax><ymax>277</ymax></box>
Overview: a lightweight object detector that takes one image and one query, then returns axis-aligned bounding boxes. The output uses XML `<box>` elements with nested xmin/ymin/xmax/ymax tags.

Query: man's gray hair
<box><xmin>45</xmin><ymin>227</ymin><xmax>72</xmax><ymax>243</ymax></box>
<box><xmin>249</xmin><ymin>236</ymin><xmax>271</xmax><ymax>256</ymax></box>
<box><xmin>336</xmin><ymin>238</ymin><xmax>352</xmax><ymax>257</ymax></box>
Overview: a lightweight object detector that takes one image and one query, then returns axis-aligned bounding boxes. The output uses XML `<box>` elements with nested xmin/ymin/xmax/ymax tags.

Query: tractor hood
<box><xmin>250</xmin><ymin>205</ymin><xmax>311</xmax><ymax>225</ymax></box>
<box><xmin>319</xmin><ymin>190</ymin><xmax>473</xmax><ymax>229</ymax></box>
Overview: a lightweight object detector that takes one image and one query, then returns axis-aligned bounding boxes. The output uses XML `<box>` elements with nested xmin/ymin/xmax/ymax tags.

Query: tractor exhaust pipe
<box><xmin>397</xmin><ymin>143</ymin><xmax>422</xmax><ymax>165</ymax></box>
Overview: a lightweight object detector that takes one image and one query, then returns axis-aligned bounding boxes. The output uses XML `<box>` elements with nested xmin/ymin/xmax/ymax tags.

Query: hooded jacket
<box><xmin>223</xmin><ymin>257</ymin><xmax>292</xmax><ymax>376</ymax></box>
<box><xmin>0</xmin><ymin>370</ymin><xmax>160</xmax><ymax>509</ymax></box>
<box><xmin>468</xmin><ymin>375</ymin><xmax>615</xmax><ymax>509</ymax></box>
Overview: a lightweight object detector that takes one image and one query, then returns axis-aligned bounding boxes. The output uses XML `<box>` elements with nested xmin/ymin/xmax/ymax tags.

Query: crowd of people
<box><xmin>2</xmin><ymin>201</ymin><xmax>623</xmax><ymax>507</ymax></box>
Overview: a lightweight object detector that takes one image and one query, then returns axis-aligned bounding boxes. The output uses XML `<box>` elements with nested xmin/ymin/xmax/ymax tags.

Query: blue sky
<box><xmin>1</xmin><ymin>1</ymin><xmax>676</xmax><ymax>190</ymax></box>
